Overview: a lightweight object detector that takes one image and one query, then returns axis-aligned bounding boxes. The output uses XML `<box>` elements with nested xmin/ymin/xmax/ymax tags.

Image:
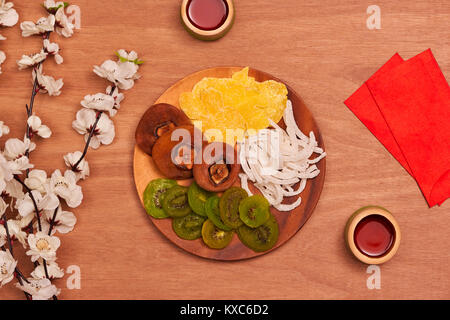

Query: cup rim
<box><xmin>181</xmin><ymin>0</ymin><xmax>235</xmax><ymax>40</ymax></box>
<box><xmin>345</xmin><ymin>206</ymin><xmax>401</xmax><ymax>265</ymax></box>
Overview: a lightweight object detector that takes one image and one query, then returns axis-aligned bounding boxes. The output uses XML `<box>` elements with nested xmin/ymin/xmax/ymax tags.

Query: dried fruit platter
<box><xmin>133</xmin><ymin>67</ymin><xmax>326</xmax><ymax>261</ymax></box>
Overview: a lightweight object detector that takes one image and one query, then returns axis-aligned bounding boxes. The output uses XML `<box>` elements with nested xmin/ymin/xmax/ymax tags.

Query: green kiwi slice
<box><xmin>143</xmin><ymin>178</ymin><xmax>177</xmax><ymax>219</ymax></box>
<box><xmin>201</xmin><ymin>219</ymin><xmax>234</xmax><ymax>249</ymax></box>
<box><xmin>237</xmin><ymin>213</ymin><xmax>279</xmax><ymax>252</ymax></box>
<box><xmin>188</xmin><ymin>181</ymin><xmax>215</xmax><ymax>217</ymax></box>
<box><xmin>172</xmin><ymin>213</ymin><xmax>206</xmax><ymax>240</ymax></box>
<box><xmin>162</xmin><ymin>185</ymin><xmax>192</xmax><ymax>218</ymax></box>
<box><xmin>238</xmin><ymin>195</ymin><xmax>270</xmax><ymax>228</ymax></box>
<box><xmin>219</xmin><ymin>187</ymin><xmax>248</xmax><ymax>229</ymax></box>
<box><xmin>205</xmin><ymin>196</ymin><xmax>232</xmax><ymax>231</ymax></box>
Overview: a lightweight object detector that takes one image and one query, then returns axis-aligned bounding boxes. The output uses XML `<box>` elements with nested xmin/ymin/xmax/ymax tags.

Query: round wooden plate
<box><xmin>133</xmin><ymin>67</ymin><xmax>326</xmax><ymax>261</ymax></box>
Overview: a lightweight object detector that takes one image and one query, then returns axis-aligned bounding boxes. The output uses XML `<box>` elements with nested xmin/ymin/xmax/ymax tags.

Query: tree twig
<box><xmin>72</xmin><ymin>85</ymin><xmax>116</xmax><ymax>169</ymax></box>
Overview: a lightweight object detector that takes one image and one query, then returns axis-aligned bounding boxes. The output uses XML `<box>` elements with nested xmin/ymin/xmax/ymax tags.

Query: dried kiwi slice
<box><xmin>205</xmin><ymin>196</ymin><xmax>232</xmax><ymax>231</ymax></box>
<box><xmin>162</xmin><ymin>185</ymin><xmax>192</xmax><ymax>218</ymax></box>
<box><xmin>237</xmin><ymin>213</ymin><xmax>279</xmax><ymax>252</ymax></box>
<box><xmin>239</xmin><ymin>195</ymin><xmax>270</xmax><ymax>228</ymax></box>
<box><xmin>188</xmin><ymin>181</ymin><xmax>214</xmax><ymax>217</ymax></box>
<box><xmin>143</xmin><ymin>178</ymin><xmax>177</xmax><ymax>219</ymax></box>
<box><xmin>202</xmin><ymin>219</ymin><xmax>234</xmax><ymax>249</ymax></box>
<box><xmin>219</xmin><ymin>187</ymin><xmax>248</xmax><ymax>229</ymax></box>
<box><xmin>172</xmin><ymin>213</ymin><xmax>206</xmax><ymax>240</ymax></box>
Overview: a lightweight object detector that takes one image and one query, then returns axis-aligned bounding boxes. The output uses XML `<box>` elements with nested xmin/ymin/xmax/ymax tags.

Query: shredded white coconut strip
<box><xmin>239</xmin><ymin>100</ymin><xmax>326</xmax><ymax>212</ymax></box>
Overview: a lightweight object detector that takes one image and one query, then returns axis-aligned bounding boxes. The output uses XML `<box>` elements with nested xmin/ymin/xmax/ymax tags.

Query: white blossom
<box><xmin>0</xmin><ymin>249</ymin><xmax>17</xmax><ymax>287</ymax></box>
<box><xmin>17</xmin><ymin>50</ymin><xmax>48</xmax><ymax>70</ymax></box>
<box><xmin>55</xmin><ymin>7</ymin><xmax>74</xmax><ymax>38</ymax></box>
<box><xmin>2</xmin><ymin>138</ymin><xmax>35</xmax><ymax>175</ymax></box>
<box><xmin>0</xmin><ymin>153</ymin><xmax>13</xmax><ymax>194</ymax></box>
<box><xmin>63</xmin><ymin>151</ymin><xmax>89</xmax><ymax>181</ymax></box>
<box><xmin>0</xmin><ymin>225</ymin><xmax>6</xmax><ymax>247</ymax></box>
<box><xmin>116</xmin><ymin>61</ymin><xmax>140</xmax><ymax>90</ymax></box>
<box><xmin>20</xmin><ymin>15</ymin><xmax>55</xmax><ymax>37</ymax></box>
<box><xmin>16</xmin><ymin>189</ymin><xmax>59</xmax><ymax>220</ymax></box>
<box><xmin>0</xmin><ymin>50</ymin><xmax>5</xmax><ymax>74</ymax></box>
<box><xmin>0</xmin><ymin>200</ymin><xmax>8</xmax><ymax>245</ymax></box>
<box><xmin>26</xmin><ymin>231</ymin><xmax>60</xmax><ymax>262</ymax></box>
<box><xmin>48</xmin><ymin>169</ymin><xmax>83</xmax><ymax>208</ymax></box>
<box><xmin>32</xmin><ymin>65</ymin><xmax>63</xmax><ymax>96</ymax></box>
<box><xmin>27</xmin><ymin>115</ymin><xmax>52</xmax><ymax>138</ymax></box>
<box><xmin>41</xmin><ymin>206</ymin><xmax>76</xmax><ymax>235</ymax></box>
<box><xmin>81</xmin><ymin>93</ymin><xmax>115</xmax><ymax>114</ymax></box>
<box><xmin>107</xmin><ymin>85</ymin><xmax>124</xmax><ymax>117</ymax></box>
<box><xmin>24</xmin><ymin>169</ymin><xmax>48</xmax><ymax>193</ymax></box>
<box><xmin>18</xmin><ymin>213</ymin><xmax>34</xmax><ymax>230</ymax></box>
<box><xmin>16</xmin><ymin>278</ymin><xmax>60</xmax><ymax>300</ymax></box>
<box><xmin>43</xmin><ymin>39</ymin><xmax>63</xmax><ymax>64</ymax></box>
<box><xmin>93</xmin><ymin>60</ymin><xmax>118</xmax><ymax>83</ymax></box>
<box><xmin>7</xmin><ymin>156</ymin><xmax>34</xmax><ymax>174</ymax></box>
<box><xmin>43</xmin><ymin>1</ymin><xmax>66</xmax><ymax>13</ymax></box>
<box><xmin>93</xmin><ymin>56</ymin><xmax>140</xmax><ymax>90</ymax></box>
<box><xmin>3</xmin><ymin>179</ymin><xmax>24</xmax><ymax>199</ymax></box>
<box><xmin>3</xmin><ymin>137</ymin><xmax>36</xmax><ymax>160</ymax></box>
<box><xmin>117</xmin><ymin>49</ymin><xmax>138</xmax><ymax>61</ymax></box>
<box><xmin>116</xmin><ymin>49</ymin><xmax>142</xmax><ymax>65</ymax></box>
<box><xmin>72</xmin><ymin>109</ymin><xmax>115</xmax><ymax>149</ymax></box>
<box><xmin>0</xmin><ymin>196</ymin><xmax>7</xmax><ymax>214</ymax></box>
<box><xmin>0</xmin><ymin>0</ymin><xmax>18</xmax><ymax>27</ymax></box>
<box><xmin>0</xmin><ymin>120</ymin><xmax>9</xmax><ymax>137</ymax></box>
<box><xmin>31</xmin><ymin>261</ymin><xmax>64</xmax><ymax>279</ymax></box>
<box><xmin>5</xmin><ymin>219</ymin><xmax>27</xmax><ymax>248</ymax></box>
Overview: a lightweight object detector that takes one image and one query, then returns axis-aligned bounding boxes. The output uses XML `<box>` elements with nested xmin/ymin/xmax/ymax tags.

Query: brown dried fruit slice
<box><xmin>152</xmin><ymin>124</ymin><xmax>203</xmax><ymax>180</ymax></box>
<box><xmin>135</xmin><ymin>103</ymin><xmax>191</xmax><ymax>155</ymax></box>
<box><xmin>193</xmin><ymin>142</ymin><xmax>241</xmax><ymax>192</ymax></box>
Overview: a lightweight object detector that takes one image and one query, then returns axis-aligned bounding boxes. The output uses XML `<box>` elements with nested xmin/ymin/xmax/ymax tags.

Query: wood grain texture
<box><xmin>0</xmin><ymin>0</ymin><xmax>449</xmax><ymax>299</ymax></box>
<box><xmin>133</xmin><ymin>66</ymin><xmax>326</xmax><ymax>261</ymax></box>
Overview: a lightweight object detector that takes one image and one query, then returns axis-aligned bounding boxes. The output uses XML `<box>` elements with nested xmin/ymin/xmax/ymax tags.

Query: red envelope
<box><xmin>344</xmin><ymin>54</ymin><xmax>412</xmax><ymax>176</ymax></box>
<box><xmin>367</xmin><ymin>50</ymin><xmax>450</xmax><ymax>207</ymax></box>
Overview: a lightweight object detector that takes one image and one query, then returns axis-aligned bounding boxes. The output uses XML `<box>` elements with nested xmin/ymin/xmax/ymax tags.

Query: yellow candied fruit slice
<box><xmin>179</xmin><ymin>92</ymin><xmax>204</xmax><ymax>120</ymax></box>
<box><xmin>204</xmin><ymin>107</ymin><xmax>246</xmax><ymax>143</ymax></box>
<box><xmin>179</xmin><ymin>67</ymin><xmax>288</xmax><ymax>144</ymax></box>
<box><xmin>193</xmin><ymin>78</ymin><xmax>228</xmax><ymax>99</ymax></box>
<box><xmin>198</xmin><ymin>87</ymin><xmax>224</xmax><ymax>114</ymax></box>
<box><xmin>232</xmin><ymin>67</ymin><xmax>257</xmax><ymax>88</ymax></box>
<box><xmin>259</xmin><ymin>80</ymin><xmax>288</xmax><ymax>97</ymax></box>
<box><xmin>239</xmin><ymin>105</ymin><xmax>270</xmax><ymax>132</ymax></box>
<box><xmin>231</xmin><ymin>67</ymin><xmax>248</xmax><ymax>81</ymax></box>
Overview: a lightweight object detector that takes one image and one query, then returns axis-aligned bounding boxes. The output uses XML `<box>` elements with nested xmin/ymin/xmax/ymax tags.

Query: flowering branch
<box><xmin>1</xmin><ymin>0</ymin><xmax>142</xmax><ymax>301</ymax></box>
<box><xmin>1</xmin><ymin>211</ymin><xmax>31</xmax><ymax>300</ymax></box>
<box><xmin>71</xmin><ymin>86</ymin><xmax>116</xmax><ymax>170</ymax></box>
<box><xmin>13</xmin><ymin>176</ymin><xmax>42</xmax><ymax>231</ymax></box>
<box><xmin>0</xmin><ymin>1</ymin><xmax>76</xmax><ymax>300</ymax></box>
<box><xmin>0</xmin><ymin>0</ymin><xmax>18</xmax><ymax>74</ymax></box>
<box><xmin>25</xmin><ymin>31</ymin><xmax>52</xmax><ymax>160</ymax></box>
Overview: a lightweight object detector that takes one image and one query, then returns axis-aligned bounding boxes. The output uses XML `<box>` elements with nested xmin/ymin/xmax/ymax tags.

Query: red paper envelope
<box><xmin>367</xmin><ymin>50</ymin><xmax>450</xmax><ymax>207</ymax></box>
<box><xmin>344</xmin><ymin>54</ymin><xmax>412</xmax><ymax>176</ymax></box>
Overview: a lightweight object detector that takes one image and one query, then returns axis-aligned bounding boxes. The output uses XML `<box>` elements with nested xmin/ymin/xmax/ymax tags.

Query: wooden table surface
<box><xmin>0</xmin><ymin>0</ymin><xmax>449</xmax><ymax>300</ymax></box>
